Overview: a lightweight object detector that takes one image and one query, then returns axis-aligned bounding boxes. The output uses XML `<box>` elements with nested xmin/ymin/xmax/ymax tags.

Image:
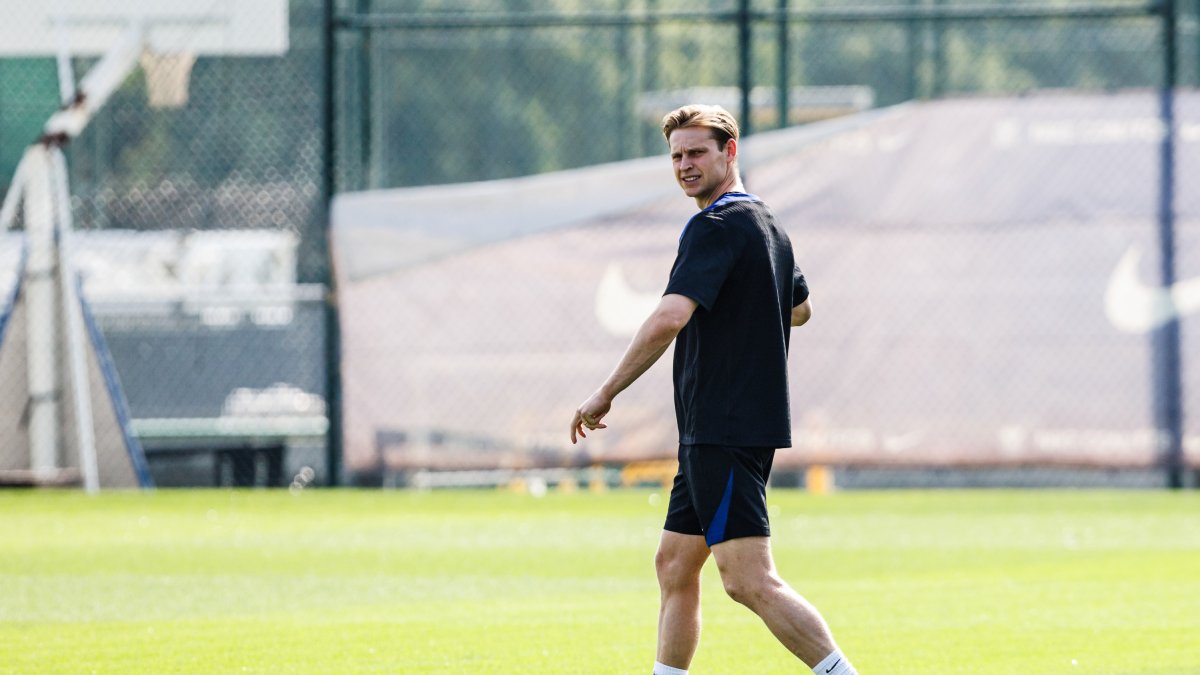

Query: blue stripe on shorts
<box><xmin>705</xmin><ymin>469</ymin><xmax>736</xmax><ymax>546</ymax></box>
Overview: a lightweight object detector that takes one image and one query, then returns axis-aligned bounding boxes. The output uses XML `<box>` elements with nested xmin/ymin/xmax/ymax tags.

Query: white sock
<box><xmin>813</xmin><ymin>649</ymin><xmax>857</xmax><ymax>675</ymax></box>
<box><xmin>652</xmin><ymin>661</ymin><xmax>688</xmax><ymax>675</ymax></box>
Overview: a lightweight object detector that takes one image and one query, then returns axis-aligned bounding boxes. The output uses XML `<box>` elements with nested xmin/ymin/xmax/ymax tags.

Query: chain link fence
<box><xmin>333</xmin><ymin>0</ymin><xmax>1200</xmax><ymax>189</ymax></box>
<box><xmin>331</xmin><ymin>0</ymin><xmax>1199</xmax><ymax>488</ymax></box>
<box><xmin>2</xmin><ymin>1</ymin><xmax>1197</xmax><ymax>489</ymax></box>
<box><xmin>1</xmin><ymin>0</ymin><xmax>332</xmax><ymax>488</ymax></box>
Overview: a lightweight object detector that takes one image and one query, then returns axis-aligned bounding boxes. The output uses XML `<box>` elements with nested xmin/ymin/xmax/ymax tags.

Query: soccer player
<box><xmin>570</xmin><ymin>104</ymin><xmax>857</xmax><ymax>675</ymax></box>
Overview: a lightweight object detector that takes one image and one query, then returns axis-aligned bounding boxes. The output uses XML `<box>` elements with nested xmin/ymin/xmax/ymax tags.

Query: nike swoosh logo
<box><xmin>594</xmin><ymin>262</ymin><xmax>661</xmax><ymax>337</ymax></box>
<box><xmin>826</xmin><ymin>658</ymin><xmax>842</xmax><ymax>673</ymax></box>
<box><xmin>1105</xmin><ymin>246</ymin><xmax>1200</xmax><ymax>333</ymax></box>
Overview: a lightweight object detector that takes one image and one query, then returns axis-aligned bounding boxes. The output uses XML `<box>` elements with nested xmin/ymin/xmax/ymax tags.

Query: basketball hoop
<box><xmin>138</xmin><ymin>49</ymin><xmax>196</xmax><ymax>109</ymax></box>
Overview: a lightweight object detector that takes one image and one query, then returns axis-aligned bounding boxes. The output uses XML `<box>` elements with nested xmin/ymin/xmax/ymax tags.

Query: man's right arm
<box><xmin>571</xmin><ymin>293</ymin><xmax>697</xmax><ymax>443</ymax></box>
<box><xmin>791</xmin><ymin>297</ymin><xmax>812</xmax><ymax>327</ymax></box>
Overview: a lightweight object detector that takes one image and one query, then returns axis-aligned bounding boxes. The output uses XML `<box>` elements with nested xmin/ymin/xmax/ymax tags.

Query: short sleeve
<box><xmin>792</xmin><ymin>264</ymin><xmax>809</xmax><ymax>306</ymax></box>
<box><xmin>664</xmin><ymin>215</ymin><xmax>745</xmax><ymax>310</ymax></box>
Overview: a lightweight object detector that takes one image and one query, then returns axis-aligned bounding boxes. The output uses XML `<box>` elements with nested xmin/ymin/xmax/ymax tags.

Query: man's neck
<box><xmin>697</xmin><ymin>177</ymin><xmax>745</xmax><ymax>210</ymax></box>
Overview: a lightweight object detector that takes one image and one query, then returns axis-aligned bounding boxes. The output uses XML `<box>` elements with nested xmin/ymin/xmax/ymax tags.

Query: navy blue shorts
<box><xmin>663</xmin><ymin>444</ymin><xmax>775</xmax><ymax>547</ymax></box>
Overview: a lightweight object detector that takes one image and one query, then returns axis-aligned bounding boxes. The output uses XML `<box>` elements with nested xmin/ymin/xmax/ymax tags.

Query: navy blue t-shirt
<box><xmin>663</xmin><ymin>193</ymin><xmax>808</xmax><ymax>448</ymax></box>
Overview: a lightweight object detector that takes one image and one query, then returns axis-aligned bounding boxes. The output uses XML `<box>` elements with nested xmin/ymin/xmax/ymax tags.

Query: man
<box><xmin>570</xmin><ymin>105</ymin><xmax>857</xmax><ymax>675</ymax></box>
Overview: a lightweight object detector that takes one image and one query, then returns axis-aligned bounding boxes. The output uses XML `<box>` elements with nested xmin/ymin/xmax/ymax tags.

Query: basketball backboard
<box><xmin>0</xmin><ymin>0</ymin><xmax>288</xmax><ymax>57</ymax></box>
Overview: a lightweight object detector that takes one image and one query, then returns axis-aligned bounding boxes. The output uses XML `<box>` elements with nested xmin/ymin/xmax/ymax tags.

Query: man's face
<box><xmin>669</xmin><ymin>126</ymin><xmax>735</xmax><ymax>205</ymax></box>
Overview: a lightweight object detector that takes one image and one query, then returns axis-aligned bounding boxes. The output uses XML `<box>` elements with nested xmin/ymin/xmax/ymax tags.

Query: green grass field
<box><xmin>2</xmin><ymin>488</ymin><xmax>1198</xmax><ymax>673</ymax></box>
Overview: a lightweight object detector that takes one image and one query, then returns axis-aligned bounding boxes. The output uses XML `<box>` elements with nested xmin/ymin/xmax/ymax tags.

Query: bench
<box><xmin>132</xmin><ymin>416</ymin><xmax>327</xmax><ymax>487</ymax></box>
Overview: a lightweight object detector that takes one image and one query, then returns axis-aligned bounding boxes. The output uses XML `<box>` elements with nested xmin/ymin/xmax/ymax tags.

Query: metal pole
<box><xmin>931</xmin><ymin>0</ymin><xmax>946</xmax><ymax>98</ymax></box>
<box><xmin>906</xmin><ymin>0</ymin><xmax>919</xmax><ymax>100</ymax></box>
<box><xmin>618</xmin><ymin>0</ymin><xmax>633</xmax><ymax>160</ymax></box>
<box><xmin>776</xmin><ymin>0</ymin><xmax>789</xmax><ymax>129</ymax></box>
<box><xmin>643</xmin><ymin>0</ymin><xmax>659</xmax><ymax>152</ymax></box>
<box><xmin>738</xmin><ymin>0</ymin><xmax>752</xmax><ymax>136</ymax></box>
<box><xmin>51</xmin><ymin>147</ymin><xmax>99</xmax><ymax>494</ymax></box>
<box><xmin>1194</xmin><ymin>0</ymin><xmax>1200</xmax><ymax>87</ymax></box>
<box><xmin>356</xmin><ymin>0</ymin><xmax>373</xmax><ymax>190</ymax></box>
<box><xmin>323</xmin><ymin>0</ymin><xmax>344</xmax><ymax>487</ymax></box>
<box><xmin>1155</xmin><ymin>0</ymin><xmax>1184</xmax><ymax>488</ymax></box>
<box><xmin>22</xmin><ymin>146</ymin><xmax>60</xmax><ymax>479</ymax></box>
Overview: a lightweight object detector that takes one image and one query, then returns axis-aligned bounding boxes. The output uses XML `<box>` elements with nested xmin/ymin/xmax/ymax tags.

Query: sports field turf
<box><xmin>1</xmin><ymin>488</ymin><xmax>1197</xmax><ymax>673</ymax></box>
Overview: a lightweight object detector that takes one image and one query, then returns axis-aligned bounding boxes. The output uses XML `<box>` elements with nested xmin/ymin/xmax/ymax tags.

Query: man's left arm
<box><xmin>571</xmin><ymin>293</ymin><xmax>697</xmax><ymax>443</ymax></box>
<box><xmin>791</xmin><ymin>297</ymin><xmax>812</xmax><ymax>327</ymax></box>
<box><xmin>791</xmin><ymin>263</ymin><xmax>811</xmax><ymax>326</ymax></box>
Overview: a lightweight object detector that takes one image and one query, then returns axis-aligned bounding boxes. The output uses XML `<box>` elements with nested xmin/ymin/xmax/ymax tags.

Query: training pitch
<box><xmin>1</xmin><ymin>488</ymin><xmax>1197</xmax><ymax>673</ymax></box>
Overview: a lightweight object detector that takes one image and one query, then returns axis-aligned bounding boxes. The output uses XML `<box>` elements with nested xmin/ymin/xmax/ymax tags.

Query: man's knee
<box><xmin>655</xmin><ymin>548</ymin><xmax>704</xmax><ymax>593</ymax></box>
<box><xmin>656</xmin><ymin>550</ymin><xmax>693</xmax><ymax>588</ymax></box>
<box><xmin>717</xmin><ymin>566</ymin><xmax>781</xmax><ymax>610</ymax></box>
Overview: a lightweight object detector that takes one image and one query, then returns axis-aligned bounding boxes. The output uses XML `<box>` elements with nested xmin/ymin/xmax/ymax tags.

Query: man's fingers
<box><xmin>572</xmin><ymin>405</ymin><xmax>608</xmax><ymax>444</ymax></box>
<box><xmin>571</xmin><ymin>416</ymin><xmax>585</xmax><ymax>444</ymax></box>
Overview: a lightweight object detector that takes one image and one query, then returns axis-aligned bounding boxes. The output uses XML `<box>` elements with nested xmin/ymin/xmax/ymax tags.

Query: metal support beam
<box><xmin>777</xmin><ymin>0</ymin><xmax>789</xmax><ymax>129</ymax></box>
<box><xmin>738</xmin><ymin>0</ymin><xmax>752</xmax><ymax>136</ymax></box>
<box><xmin>1154</xmin><ymin>0</ymin><xmax>1185</xmax><ymax>488</ymax></box>
<box><xmin>323</xmin><ymin>0</ymin><xmax>344</xmax><ymax>487</ymax></box>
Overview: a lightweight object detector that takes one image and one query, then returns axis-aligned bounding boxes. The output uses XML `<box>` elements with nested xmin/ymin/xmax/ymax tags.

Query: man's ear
<box><xmin>724</xmin><ymin>137</ymin><xmax>738</xmax><ymax>162</ymax></box>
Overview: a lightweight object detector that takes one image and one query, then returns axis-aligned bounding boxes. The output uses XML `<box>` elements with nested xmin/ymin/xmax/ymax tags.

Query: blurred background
<box><xmin>0</xmin><ymin>0</ymin><xmax>1197</xmax><ymax>490</ymax></box>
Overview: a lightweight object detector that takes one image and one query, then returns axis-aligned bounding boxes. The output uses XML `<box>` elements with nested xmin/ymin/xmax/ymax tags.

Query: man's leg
<box><xmin>654</xmin><ymin>530</ymin><xmax>711</xmax><ymax>670</ymax></box>
<box><xmin>710</xmin><ymin>536</ymin><xmax>848</xmax><ymax>670</ymax></box>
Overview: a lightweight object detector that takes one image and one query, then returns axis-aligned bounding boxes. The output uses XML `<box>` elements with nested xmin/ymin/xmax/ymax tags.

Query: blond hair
<box><xmin>661</xmin><ymin>104</ymin><xmax>740</xmax><ymax>149</ymax></box>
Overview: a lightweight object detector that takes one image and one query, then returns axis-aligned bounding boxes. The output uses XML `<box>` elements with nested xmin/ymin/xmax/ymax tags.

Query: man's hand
<box><xmin>569</xmin><ymin>293</ymin><xmax>697</xmax><ymax>444</ymax></box>
<box><xmin>571</xmin><ymin>390</ymin><xmax>612</xmax><ymax>444</ymax></box>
